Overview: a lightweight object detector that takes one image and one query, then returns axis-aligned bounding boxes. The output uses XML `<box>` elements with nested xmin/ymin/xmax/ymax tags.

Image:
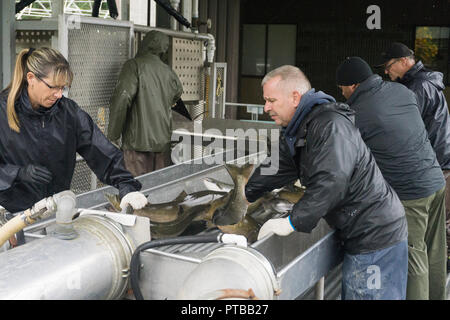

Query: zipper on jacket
<box><xmin>42</xmin><ymin>119</ymin><xmax>45</xmax><ymax>128</ymax></box>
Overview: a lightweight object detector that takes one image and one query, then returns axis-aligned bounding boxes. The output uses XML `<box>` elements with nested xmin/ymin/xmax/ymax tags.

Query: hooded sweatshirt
<box><xmin>283</xmin><ymin>89</ymin><xmax>336</xmax><ymax>156</ymax></box>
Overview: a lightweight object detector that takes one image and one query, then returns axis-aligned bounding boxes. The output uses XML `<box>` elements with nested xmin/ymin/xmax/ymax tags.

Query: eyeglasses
<box><xmin>384</xmin><ymin>58</ymin><xmax>401</xmax><ymax>72</ymax></box>
<box><xmin>35</xmin><ymin>75</ymin><xmax>69</xmax><ymax>93</ymax></box>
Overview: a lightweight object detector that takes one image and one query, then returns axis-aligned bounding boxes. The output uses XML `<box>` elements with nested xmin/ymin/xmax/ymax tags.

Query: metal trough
<box><xmin>0</xmin><ymin>150</ymin><xmax>343</xmax><ymax>300</ymax></box>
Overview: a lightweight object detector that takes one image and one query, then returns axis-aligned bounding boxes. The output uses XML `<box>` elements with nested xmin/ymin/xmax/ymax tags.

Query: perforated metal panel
<box><xmin>67</xmin><ymin>22</ymin><xmax>130</xmax><ymax>127</ymax></box>
<box><xmin>65</xmin><ymin>18</ymin><xmax>132</xmax><ymax>193</ymax></box>
<box><xmin>15</xmin><ymin>30</ymin><xmax>55</xmax><ymax>53</ymax></box>
<box><xmin>170</xmin><ymin>38</ymin><xmax>203</xmax><ymax>101</ymax></box>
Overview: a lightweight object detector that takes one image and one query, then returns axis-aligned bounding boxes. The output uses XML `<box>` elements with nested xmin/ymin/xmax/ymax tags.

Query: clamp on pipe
<box><xmin>218</xmin><ymin>233</ymin><xmax>248</xmax><ymax>248</ymax></box>
<box><xmin>0</xmin><ymin>194</ymin><xmax>58</xmax><ymax>247</ymax></box>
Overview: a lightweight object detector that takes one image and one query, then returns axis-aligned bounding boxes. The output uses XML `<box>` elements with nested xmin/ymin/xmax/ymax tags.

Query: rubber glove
<box><xmin>17</xmin><ymin>165</ymin><xmax>52</xmax><ymax>185</ymax></box>
<box><xmin>257</xmin><ymin>217</ymin><xmax>295</xmax><ymax>240</ymax></box>
<box><xmin>120</xmin><ymin>191</ymin><xmax>148</xmax><ymax>210</ymax></box>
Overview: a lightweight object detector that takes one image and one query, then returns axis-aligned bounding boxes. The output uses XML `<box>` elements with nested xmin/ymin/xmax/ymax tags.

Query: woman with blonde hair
<box><xmin>0</xmin><ymin>47</ymin><xmax>147</xmax><ymax>218</ymax></box>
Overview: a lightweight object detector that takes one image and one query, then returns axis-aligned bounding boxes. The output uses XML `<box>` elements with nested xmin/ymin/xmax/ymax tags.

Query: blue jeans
<box><xmin>342</xmin><ymin>240</ymin><xmax>408</xmax><ymax>300</ymax></box>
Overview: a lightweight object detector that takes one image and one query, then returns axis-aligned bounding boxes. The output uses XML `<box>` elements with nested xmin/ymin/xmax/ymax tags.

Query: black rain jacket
<box><xmin>245</xmin><ymin>102</ymin><xmax>407</xmax><ymax>254</ymax></box>
<box><xmin>347</xmin><ymin>74</ymin><xmax>444</xmax><ymax>200</ymax></box>
<box><xmin>398</xmin><ymin>61</ymin><xmax>450</xmax><ymax>170</ymax></box>
<box><xmin>0</xmin><ymin>89</ymin><xmax>141</xmax><ymax>213</ymax></box>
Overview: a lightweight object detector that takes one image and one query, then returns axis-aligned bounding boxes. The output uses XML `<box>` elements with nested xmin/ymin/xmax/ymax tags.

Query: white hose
<box><xmin>0</xmin><ymin>212</ymin><xmax>31</xmax><ymax>247</ymax></box>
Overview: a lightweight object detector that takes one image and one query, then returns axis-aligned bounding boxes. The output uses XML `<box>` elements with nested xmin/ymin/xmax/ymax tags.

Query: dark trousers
<box><xmin>123</xmin><ymin>149</ymin><xmax>172</xmax><ymax>177</ymax></box>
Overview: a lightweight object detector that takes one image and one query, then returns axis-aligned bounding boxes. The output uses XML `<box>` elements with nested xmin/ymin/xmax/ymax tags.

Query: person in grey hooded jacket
<box><xmin>380</xmin><ymin>42</ymin><xmax>450</xmax><ymax>170</ymax></box>
<box><xmin>379</xmin><ymin>42</ymin><xmax>450</xmax><ymax>273</ymax></box>
<box><xmin>336</xmin><ymin>56</ymin><xmax>447</xmax><ymax>300</ymax></box>
<box><xmin>108</xmin><ymin>30</ymin><xmax>183</xmax><ymax>177</ymax></box>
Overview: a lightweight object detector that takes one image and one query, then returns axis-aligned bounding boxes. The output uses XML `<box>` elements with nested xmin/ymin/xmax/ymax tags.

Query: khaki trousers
<box><xmin>401</xmin><ymin>186</ymin><xmax>447</xmax><ymax>300</ymax></box>
<box><xmin>123</xmin><ymin>150</ymin><xmax>172</xmax><ymax>177</ymax></box>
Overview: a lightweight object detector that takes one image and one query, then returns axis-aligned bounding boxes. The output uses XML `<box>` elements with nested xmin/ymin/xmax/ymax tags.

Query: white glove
<box><xmin>120</xmin><ymin>191</ymin><xmax>148</xmax><ymax>210</ymax></box>
<box><xmin>257</xmin><ymin>217</ymin><xmax>295</xmax><ymax>240</ymax></box>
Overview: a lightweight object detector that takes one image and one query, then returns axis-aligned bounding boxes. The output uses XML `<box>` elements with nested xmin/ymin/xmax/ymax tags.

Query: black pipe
<box><xmin>154</xmin><ymin>0</ymin><xmax>191</xmax><ymax>29</ymax></box>
<box><xmin>107</xmin><ymin>0</ymin><xmax>118</xmax><ymax>19</ymax></box>
<box><xmin>92</xmin><ymin>0</ymin><xmax>101</xmax><ymax>17</ymax></box>
<box><xmin>93</xmin><ymin>0</ymin><xmax>118</xmax><ymax>19</ymax></box>
<box><xmin>15</xmin><ymin>0</ymin><xmax>37</xmax><ymax>14</ymax></box>
<box><xmin>130</xmin><ymin>233</ymin><xmax>222</xmax><ymax>300</ymax></box>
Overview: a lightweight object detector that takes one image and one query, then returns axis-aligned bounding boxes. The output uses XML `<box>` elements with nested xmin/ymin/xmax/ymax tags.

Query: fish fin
<box><xmin>104</xmin><ymin>193</ymin><xmax>121</xmax><ymax>212</ymax></box>
<box><xmin>173</xmin><ymin>190</ymin><xmax>188</xmax><ymax>202</ymax></box>
<box><xmin>203</xmin><ymin>178</ymin><xmax>224</xmax><ymax>191</ymax></box>
<box><xmin>203</xmin><ymin>178</ymin><xmax>233</xmax><ymax>192</ymax></box>
<box><xmin>224</xmin><ymin>163</ymin><xmax>255</xmax><ymax>184</ymax></box>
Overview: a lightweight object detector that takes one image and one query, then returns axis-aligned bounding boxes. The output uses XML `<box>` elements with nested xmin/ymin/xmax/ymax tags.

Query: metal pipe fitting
<box><xmin>170</xmin><ymin>0</ymin><xmax>181</xmax><ymax>30</ymax></box>
<box><xmin>52</xmin><ymin>190</ymin><xmax>78</xmax><ymax>240</ymax></box>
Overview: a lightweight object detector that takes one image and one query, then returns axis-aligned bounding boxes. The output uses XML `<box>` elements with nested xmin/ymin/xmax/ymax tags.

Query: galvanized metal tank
<box><xmin>0</xmin><ymin>215</ymin><xmax>134</xmax><ymax>300</ymax></box>
<box><xmin>177</xmin><ymin>246</ymin><xmax>280</xmax><ymax>300</ymax></box>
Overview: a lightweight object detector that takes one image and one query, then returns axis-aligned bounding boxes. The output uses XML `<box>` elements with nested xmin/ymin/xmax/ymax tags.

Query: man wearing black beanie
<box><xmin>336</xmin><ymin>57</ymin><xmax>447</xmax><ymax>300</ymax></box>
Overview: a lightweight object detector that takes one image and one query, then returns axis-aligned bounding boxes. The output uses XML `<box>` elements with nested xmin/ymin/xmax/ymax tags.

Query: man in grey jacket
<box><xmin>379</xmin><ymin>42</ymin><xmax>450</xmax><ymax>273</ymax></box>
<box><xmin>336</xmin><ymin>57</ymin><xmax>447</xmax><ymax>300</ymax></box>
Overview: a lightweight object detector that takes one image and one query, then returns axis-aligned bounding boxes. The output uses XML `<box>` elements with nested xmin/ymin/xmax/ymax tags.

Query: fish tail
<box><xmin>224</xmin><ymin>163</ymin><xmax>255</xmax><ymax>183</ymax></box>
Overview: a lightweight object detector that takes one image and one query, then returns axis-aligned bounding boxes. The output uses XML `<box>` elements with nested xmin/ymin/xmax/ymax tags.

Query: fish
<box><xmin>104</xmin><ymin>191</ymin><xmax>188</xmax><ymax>223</ymax></box>
<box><xmin>104</xmin><ymin>190</ymin><xmax>229</xmax><ymax>238</ymax></box>
<box><xmin>149</xmin><ymin>191</ymin><xmax>230</xmax><ymax>239</ymax></box>
<box><xmin>277</xmin><ymin>185</ymin><xmax>305</xmax><ymax>204</ymax></box>
<box><xmin>215</xmin><ymin>215</ymin><xmax>261</xmax><ymax>243</ymax></box>
<box><xmin>149</xmin><ymin>203</ymin><xmax>211</xmax><ymax>239</ymax></box>
<box><xmin>103</xmin><ymin>162</ymin><xmax>267</xmax><ymax>241</ymax></box>
<box><xmin>203</xmin><ymin>177</ymin><xmax>234</xmax><ymax>193</ymax></box>
<box><xmin>199</xmin><ymin>191</ymin><xmax>261</xmax><ymax>244</ymax></box>
<box><xmin>211</xmin><ymin>163</ymin><xmax>255</xmax><ymax>226</ymax></box>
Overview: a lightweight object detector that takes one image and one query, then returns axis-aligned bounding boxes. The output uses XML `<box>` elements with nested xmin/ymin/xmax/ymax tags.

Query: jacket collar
<box><xmin>17</xmin><ymin>87</ymin><xmax>60</xmax><ymax>117</ymax></box>
<box><xmin>346</xmin><ymin>74</ymin><xmax>382</xmax><ymax>106</ymax></box>
<box><xmin>398</xmin><ymin>60</ymin><xmax>424</xmax><ymax>84</ymax></box>
<box><xmin>296</xmin><ymin>102</ymin><xmax>355</xmax><ymax>140</ymax></box>
<box><xmin>284</xmin><ymin>89</ymin><xmax>335</xmax><ymax>137</ymax></box>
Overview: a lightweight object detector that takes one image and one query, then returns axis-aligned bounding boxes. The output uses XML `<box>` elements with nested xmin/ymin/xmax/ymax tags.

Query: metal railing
<box><xmin>224</xmin><ymin>102</ymin><xmax>266</xmax><ymax>121</ymax></box>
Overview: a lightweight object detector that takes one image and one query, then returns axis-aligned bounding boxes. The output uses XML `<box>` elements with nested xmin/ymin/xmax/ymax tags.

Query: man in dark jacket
<box><xmin>108</xmin><ymin>30</ymin><xmax>183</xmax><ymax>176</ymax></box>
<box><xmin>336</xmin><ymin>56</ymin><xmax>447</xmax><ymax>300</ymax></box>
<box><xmin>246</xmin><ymin>65</ymin><xmax>408</xmax><ymax>300</ymax></box>
<box><xmin>379</xmin><ymin>42</ymin><xmax>450</xmax><ymax>273</ymax></box>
